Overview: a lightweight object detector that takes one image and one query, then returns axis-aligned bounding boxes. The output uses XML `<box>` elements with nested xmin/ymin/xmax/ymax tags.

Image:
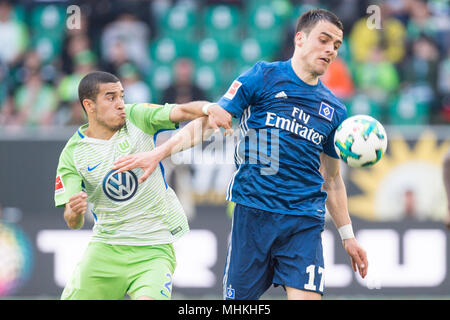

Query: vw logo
<box><xmin>102</xmin><ymin>169</ymin><xmax>138</xmax><ymax>202</ymax></box>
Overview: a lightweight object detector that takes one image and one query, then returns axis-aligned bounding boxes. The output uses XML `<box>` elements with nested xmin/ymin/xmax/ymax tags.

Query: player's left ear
<box><xmin>82</xmin><ymin>98</ymin><xmax>95</xmax><ymax>114</ymax></box>
<box><xmin>294</xmin><ymin>31</ymin><xmax>305</xmax><ymax>48</ymax></box>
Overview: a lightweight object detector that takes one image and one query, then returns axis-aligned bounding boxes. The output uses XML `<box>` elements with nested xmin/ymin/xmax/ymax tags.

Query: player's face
<box><xmin>92</xmin><ymin>82</ymin><xmax>126</xmax><ymax>132</ymax></box>
<box><xmin>295</xmin><ymin>20</ymin><xmax>343</xmax><ymax>76</ymax></box>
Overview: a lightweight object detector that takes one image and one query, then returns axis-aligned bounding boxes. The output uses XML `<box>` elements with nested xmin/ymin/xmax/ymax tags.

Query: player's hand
<box><xmin>68</xmin><ymin>191</ymin><xmax>87</xmax><ymax>215</ymax></box>
<box><xmin>343</xmin><ymin>238</ymin><xmax>368</xmax><ymax>279</ymax></box>
<box><xmin>207</xmin><ymin>104</ymin><xmax>233</xmax><ymax>136</ymax></box>
<box><xmin>113</xmin><ymin>150</ymin><xmax>162</xmax><ymax>184</ymax></box>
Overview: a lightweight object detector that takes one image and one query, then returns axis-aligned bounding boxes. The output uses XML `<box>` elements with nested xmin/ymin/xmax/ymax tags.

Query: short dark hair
<box><xmin>78</xmin><ymin>71</ymin><xmax>120</xmax><ymax>111</ymax></box>
<box><xmin>295</xmin><ymin>9</ymin><xmax>343</xmax><ymax>35</ymax></box>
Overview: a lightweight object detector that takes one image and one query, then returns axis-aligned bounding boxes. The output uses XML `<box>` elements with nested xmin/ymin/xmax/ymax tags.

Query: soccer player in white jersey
<box><xmin>54</xmin><ymin>71</ymin><xmax>222</xmax><ymax>300</ymax></box>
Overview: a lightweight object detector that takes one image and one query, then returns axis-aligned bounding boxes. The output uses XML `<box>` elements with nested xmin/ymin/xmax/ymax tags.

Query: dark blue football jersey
<box><xmin>217</xmin><ymin>59</ymin><xmax>347</xmax><ymax>219</ymax></box>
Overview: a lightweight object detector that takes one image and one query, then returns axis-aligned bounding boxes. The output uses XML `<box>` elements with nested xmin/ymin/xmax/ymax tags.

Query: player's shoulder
<box><xmin>240</xmin><ymin>60</ymin><xmax>288</xmax><ymax>92</ymax></box>
<box><xmin>124</xmin><ymin>102</ymin><xmax>169</xmax><ymax>119</ymax></box>
<box><xmin>124</xmin><ymin>102</ymin><xmax>162</xmax><ymax>110</ymax></box>
<box><xmin>252</xmin><ymin>60</ymin><xmax>286</xmax><ymax>74</ymax></box>
<box><xmin>242</xmin><ymin>60</ymin><xmax>285</xmax><ymax>77</ymax></box>
<box><xmin>60</xmin><ymin>125</ymin><xmax>87</xmax><ymax>157</ymax></box>
<box><xmin>318</xmin><ymin>81</ymin><xmax>347</xmax><ymax>112</ymax></box>
<box><xmin>254</xmin><ymin>60</ymin><xmax>283</xmax><ymax>69</ymax></box>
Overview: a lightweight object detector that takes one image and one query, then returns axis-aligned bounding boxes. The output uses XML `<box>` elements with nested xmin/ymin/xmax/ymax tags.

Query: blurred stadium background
<box><xmin>0</xmin><ymin>0</ymin><xmax>449</xmax><ymax>299</ymax></box>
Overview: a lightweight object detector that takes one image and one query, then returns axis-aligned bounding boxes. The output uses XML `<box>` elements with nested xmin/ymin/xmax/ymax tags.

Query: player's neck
<box><xmin>290</xmin><ymin>55</ymin><xmax>319</xmax><ymax>86</ymax></box>
<box><xmin>84</xmin><ymin>122</ymin><xmax>117</xmax><ymax>140</ymax></box>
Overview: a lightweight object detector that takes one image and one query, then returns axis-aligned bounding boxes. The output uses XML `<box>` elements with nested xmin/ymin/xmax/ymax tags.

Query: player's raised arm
<box><xmin>113</xmin><ymin>116</ymin><xmax>214</xmax><ymax>184</ymax></box>
<box><xmin>168</xmin><ymin>100</ymin><xmax>209</xmax><ymax>122</ymax></box>
<box><xmin>320</xmin><ymin>153</ymin><xmax>368</xmax><ymax>279</ymax></box>
<box><xmin>169</xmin><ymin>101</ymin><xmax>232</xmax><ymax>134</ymax></box>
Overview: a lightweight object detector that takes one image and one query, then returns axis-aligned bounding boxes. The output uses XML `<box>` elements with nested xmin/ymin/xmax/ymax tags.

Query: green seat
<box><xmin>246</xmin><ymin>0</ymin><xmax>293</xmax><ymax>20</ymax></box>
<box><xmin>246</xmin><ymin>3</ymin><xmax>284</xmax><ymax>56</ymax></box>
<box><xmin>193</xmin><ymin>37</ymin><xmax>224</xmax><ymax>65</ymax></box>
<box><xmin>146</xmin><ymin>65</ymin><xmax>173</xmax><ymax>103</ymax></box>
<box><xmin>245</xmin><ymin>0</ymin><xmax>291</xmax><ymax>17</ymax></box>
<box><xmin>160</xmin><ymin>5</ymin><xmax>197</xmax><ymax>37</ymax></box>
<box><xmin>30</xmin><ymin>4</ymin><xmax>66</xmax><ymax>39</ymax></box>
<box><xmin>31</xmin><ymin>35</ymin><xmax>62</xmax><ymax>63</ymax></box>
<box><xmin>241</xmin><ymin>38</ymin><xmax>263</xmax><ymax>63</ymax></box>
<box><xmin>194</xmin><ymin>63</ymin><xmax>225</xmax><ymax>101</ymax></box>
<box><xmin>159</xmin><ymin>5</ymin><xmax>198</xmax><ymax>57</ymax></box>
<box><xmin>239</xmin><ymin>37</ymin><xmax>278</xmax><ymax>65</ymax></box>
<box><xmin>150</xmin><ymin>37</ymin><xmax>179</xmax><ymax>65</ymax></box>
<box><xmin>203</xmin><ymin>5</ymin><xmax>242</xmax><ymax>58</ymax></box>
<box><xmin>193</xmin><ymin>37</ymin><xmax>239</xmax><ymax>88</ymax></box>
<box><xmin>347</xmin><ymin>94</ymin><xmax>382</xmax><ymax>120</ymax></box>
<box><xmin>249</xmin><ymin>3</ymin><xmax>282</xmax><ymax>31</ymax></box>
<box><xmin>245</xmin><ymin>0</ymin><xmax>273</xmax><ymax>10</ymax></box>
<box><xmin>12</xmin><ymin>4</ymin><xmax>26</xmax><ymax>21</ymax></box>
<box><xmin>388</xmin><ymin>90</ymin><xmax>429</xmax><ymax>125</ymax></box>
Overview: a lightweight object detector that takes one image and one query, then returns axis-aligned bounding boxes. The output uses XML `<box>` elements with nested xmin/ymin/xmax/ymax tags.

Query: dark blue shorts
<box><xmin>223</xmin><ymin>203</ymin><xmax>325</xmax><ymax>300</ymax></box>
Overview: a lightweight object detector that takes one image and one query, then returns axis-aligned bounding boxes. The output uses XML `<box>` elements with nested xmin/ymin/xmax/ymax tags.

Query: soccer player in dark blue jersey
<box><xmin>113</xmin><ymin>8</ymin><xmax>368</xmax><ymax>300</ymax></box>
<box><xmin>205</xmin><ymin>8</ymin><xmax>368</xmax><ymax>300</ymax></box>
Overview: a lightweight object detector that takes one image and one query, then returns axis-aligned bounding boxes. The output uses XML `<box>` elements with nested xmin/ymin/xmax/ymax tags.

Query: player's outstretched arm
<box><xmin>169</xmin><ymin>100</ymin><xmax>210</xmax><ymax>123</ymax></box>
<box><xmin>64</xmin><ymin>191</ymin><xmax>87</xmax><ymax>229</ymax></box>
<box><xmin>443</xmin><ymin>151</ymin><xmax>450</xmax><ymax>229</ymax></box>
<box><xmin>169</xmin><ymin>101</ymin><xmax>233</xmax><ymax>134</ymax></box>
<box><xmin>320</xmin><ymin>153</ymin><xmax>368</xmax><ymax>278</ymax></box>
<box><xmin>113</xmin><ymin>116</ymin><xmax>214</xmax><ymax>183</ymax></box>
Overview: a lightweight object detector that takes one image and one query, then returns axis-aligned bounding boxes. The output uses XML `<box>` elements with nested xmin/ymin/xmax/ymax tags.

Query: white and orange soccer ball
<box><xmin>334</xmin><ymin>115</ymin><xmax>388</xmax><ymax>168</ymax></box>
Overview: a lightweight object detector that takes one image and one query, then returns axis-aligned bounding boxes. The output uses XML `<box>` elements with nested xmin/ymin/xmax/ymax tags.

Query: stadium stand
<box><xmin>0</xmin><ymin>0</ymin><xmax>448</xmax><ymax>127</ymax></box>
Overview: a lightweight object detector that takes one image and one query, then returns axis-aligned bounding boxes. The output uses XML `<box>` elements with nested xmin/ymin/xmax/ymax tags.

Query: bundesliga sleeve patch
<box><xmin>224</xmin><ymin>80</ymin><xmax>242</xmax><ymax>100</ymax></box>
<box><xmin>55</xmin><ymin>175</ymin><xmax>65</xmax><ymax>194</ymax></box>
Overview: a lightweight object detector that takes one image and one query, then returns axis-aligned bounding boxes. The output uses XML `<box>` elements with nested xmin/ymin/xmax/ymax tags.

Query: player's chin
<box><xmin>111</xmin><ymin>119</ymin><xmax>126</xmax><ymax>131</ymax></box>
<box><xmin>314</xmin><ymin>64</ymin><xmax>328</xmax><ymax>76</ymax></box>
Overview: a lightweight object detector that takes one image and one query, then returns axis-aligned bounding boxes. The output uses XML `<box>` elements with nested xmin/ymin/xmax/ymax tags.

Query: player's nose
<box><xmin>324</xmin><ymin>44</ymin><xmax>334</xmax><ymax>55</ymax></box>
<box><xmin>116</xmin><ymin>101</ymin><xmax>125</xmax><ymax>110</ymax></box>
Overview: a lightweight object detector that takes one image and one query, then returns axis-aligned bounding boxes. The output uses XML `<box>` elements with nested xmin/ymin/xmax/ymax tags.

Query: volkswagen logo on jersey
<box><xmin>102</xmin><ymin>169</ymin><xmax>138</xmax><ymax>202</ymax></box>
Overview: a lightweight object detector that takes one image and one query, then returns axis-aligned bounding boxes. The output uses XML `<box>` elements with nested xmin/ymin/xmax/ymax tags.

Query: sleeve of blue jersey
<box><xmin>216</xmin><ymin>62</ymin><xmax>263</xmax><ymax>119</ymax></box>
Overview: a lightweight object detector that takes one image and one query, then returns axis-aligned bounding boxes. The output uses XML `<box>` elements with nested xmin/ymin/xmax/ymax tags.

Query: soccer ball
<box><xmin>334</xmin><ymin>115</ymin><xmax>388</xmax><ymax>168</ymax></box>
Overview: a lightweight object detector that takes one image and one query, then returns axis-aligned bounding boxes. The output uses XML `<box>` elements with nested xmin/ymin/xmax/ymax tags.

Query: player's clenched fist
<box><xmin>207</xmin><ymin>104</ymin><xmax>233</xmax><ymax>136</ymax></box>
<box><xmin>68</xmin><ymin>191</ymin><xmax>88</xmax><ymax>215</ymax></box>
<box><xmin>64</xmin><ymin>191</ymin><xmax>87</xmax><ymax>229</ymax></box>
